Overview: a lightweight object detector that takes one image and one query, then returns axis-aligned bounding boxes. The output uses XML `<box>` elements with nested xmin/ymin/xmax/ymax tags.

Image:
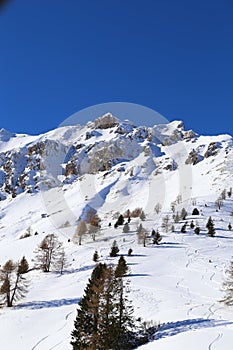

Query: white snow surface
<box><xmin>0</xmin><ymin>117</ymin><xmax>233</xmax><ymax>349</ymax></box>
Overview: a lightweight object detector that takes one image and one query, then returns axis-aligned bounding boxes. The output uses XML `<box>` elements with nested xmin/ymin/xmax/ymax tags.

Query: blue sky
<box><xmin>0</xmin><ymin>0</ymin><xmax>232</xmax><ymax>135</ymax></box>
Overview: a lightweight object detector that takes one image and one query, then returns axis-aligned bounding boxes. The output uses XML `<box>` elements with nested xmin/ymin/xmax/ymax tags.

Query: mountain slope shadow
<box><xmin>80</xmin><ymin>177</ymin><xmax>119</xmax><ymax>220</ymax></box>
<box><xmin>16</xmin><ymin>297</ymin><xmax>80</xmax><ymax>310</ymax></box>
<box><xmin>153</xmin><ymin>318</ymin><xmax>233</xmax><ymax>340</ymax></box>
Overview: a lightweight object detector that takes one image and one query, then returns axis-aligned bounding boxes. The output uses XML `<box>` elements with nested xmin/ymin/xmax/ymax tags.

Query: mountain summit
<box><xmin>0</xmin><ymin>114</ymin><xmax>232</xmax><ymax>205</ymax></box>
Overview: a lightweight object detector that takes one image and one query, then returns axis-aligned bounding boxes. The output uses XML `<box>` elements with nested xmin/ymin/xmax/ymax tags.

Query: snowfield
<box><xmin>0</xmin><ymin>116</ymin><xmax>232</xmax><ymax>349</ymax></box>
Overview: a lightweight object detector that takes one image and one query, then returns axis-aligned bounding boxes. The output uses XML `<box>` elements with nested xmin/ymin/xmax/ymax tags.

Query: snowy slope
<box><xmin>0</xmin><ymin>115</ymin><xmax>233</xmax><ymax>349</ymax></box>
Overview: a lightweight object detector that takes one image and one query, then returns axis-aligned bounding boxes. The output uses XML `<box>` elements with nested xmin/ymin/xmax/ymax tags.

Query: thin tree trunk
<box><xmin>10</xmin><ymin>273</ymin><xmax>19</xmax><ymax>306</ymax></box>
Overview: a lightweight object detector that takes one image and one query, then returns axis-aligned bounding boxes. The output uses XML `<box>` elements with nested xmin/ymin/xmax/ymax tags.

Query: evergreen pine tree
<box><xmin>93</xmin><ymin>250</ymin><xmax>100</xmax><ymax>263</ymax></box>
<box><xmin>18</xmin><ymin>256</ymin><xmax>29</xmax><ymax>274</ymax></box>
<box><xmin>206</xmin><ymin>216</ymin><xmax>215</xmax><ymax>237</ymax></box>
<box><xmin>110</xmin><ymin>240</ymin><xmax>120</xmax><ymax>257</ymax></box>
<box><xmin>109</xmin><ymin>277</ymin><xmax>135</xmax><ymax>349</ymax></box>
<box><xmin>194</xmin><ymin>226</ymin><xmax>200</xmax><ymax>235</ymax></box>
<box><xmin>190</xmin><ymin>220</ymin><xmax>195</xmax><ymax>229</ymax></box>
<box><xmin>181</xmin><ymin>224</ymin><xmax>187</xmax><ymax>233</ymax></box>
<box><xmin>128</xmin><ymin>248</ymin><xmax>133</xmax><ymax>256</ymax></box>
<box><xmin>71</xmin><ymin>263</ymin><xmax>136</xmax><ymax>350</ymax></box>
<box><xmin>71</xmin><ymin>263</ymin><xmax>108</xmax><ymax>349</ymax></box>
<box><xmin>151</xmin><ymin>229</ymin><xmax>156</xmax><ymax>237</ymax></box>
<box><xmin>192</xmin><ymin>208</ymin><xmax>199</xmax><ymax>215</ymax></box>
<box><xmin>153</xmin><ymin>230</ymin><xmax>162</xmax><ymax>245</ymax></box>
<box><xmin>116</xmin><ymin>214</ymin><xmax>124</xmax><ymax>226</ymax></box>
<box><xmin>115</xmin><ymin>256</ymin><xmax>128</xmax><ymax>277</ymax></box>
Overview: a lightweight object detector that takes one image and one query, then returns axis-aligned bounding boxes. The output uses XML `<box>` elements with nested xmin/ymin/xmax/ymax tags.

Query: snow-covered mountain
<box><xmin>0</xmin><ymin>114</ymin><xmax>231</xmax><ymax>203</ymax></box>
<box><xmin>0</xmin><ymin>114</ymin><xmax>233</xmax><ymax>349</ymax></box>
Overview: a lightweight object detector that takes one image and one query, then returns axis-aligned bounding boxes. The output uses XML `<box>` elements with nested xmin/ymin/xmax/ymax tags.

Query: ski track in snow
<box><xmin>31</xmin><ymin>309</ymin><xmax>74</xmax><ymax>350</ymax></box>
<box><xmin>208</xmin><ymin>332</ymin><xmax>223</xmax><ymax>350</ymax></box>
<box><xmin>48</xmin><ymin>341</ymin><xmax>64</xmax><ymax>350</ymax></box>
<box><xmin>31</xmin><ymin>336</ymin><xmax>50</xmax><ymax>350</ymax></box>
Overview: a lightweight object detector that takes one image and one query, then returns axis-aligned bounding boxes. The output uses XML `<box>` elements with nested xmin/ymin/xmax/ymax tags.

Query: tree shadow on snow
<box><xmin>130</xmin><ymin>254</ymin><xmax>147</xmax><ymax>257</ymax></box>
<box><xmin>127</xmin><ymin>262</ymin><xmax>139</xmax><ymax>266</ymax></box>
<box><xmin>153</xmin><ymin>318</ymin><xmax>233</xmax><ymax>340</ymax></box>
<box><xmin>16</xmin><ymin>297</ymin><xmax>80</xmax><ymax>310</ymax></box>
<box><xmin>154</xmin><ymin>242</ymin><xmax>184</xmax><ymax>249</ymax></box>
<box><xmin>215</xmin><ymin>234</ymin><xmax>233</xmax><ymax>240</ymax></box>
<box><xmin>60</xmin><ymin>264</ymin><xmax>95</xmax><ymax>275</ymax></box>
<box><xmin>130</xmin><ymin>273</ymin><xmax>151</xmax><ymax>277</ymax></box>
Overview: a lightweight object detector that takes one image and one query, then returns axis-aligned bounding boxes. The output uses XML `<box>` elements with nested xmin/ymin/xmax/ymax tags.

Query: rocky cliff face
<box><xmin>0</xmin><ymin>114</ymin><xmax>232</xmax><ymax>200</ymax></box>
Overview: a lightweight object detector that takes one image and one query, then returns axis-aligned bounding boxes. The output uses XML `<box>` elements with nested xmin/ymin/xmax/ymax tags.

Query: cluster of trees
<box><xmin>71</xmin><ymin>260</ymin><xmax>158</xmax><ymax>350</ymax></box>
<box><xmin>179</xmin><ymin>216</ymin><xmax>215</xmax><ymax>236</ymax></box>
<box><xmin>158</xmin><ymin>202</ymin><xmax>222</xmax><ymax>237</ymax></box>
<box><xmin>151</xmin><ymin>229</ymin><xmax>162</xmax><ymax>245</ymax></box>
<box><xmin>110</xmin><ymin>240</ymin><xmax>120</xmax><ymax>257</ymax></box>
<box><xmin>122</xmin><ymin>208</ymin><xmax>146</xmax><ymax>219</ymax></box>
<box><xmin>73</xmin><ymin>211</ymin><xmax>101</xmax><ymax>245</ymax></box>
<box><xmin>215</xmin><ymin>188</ymin><xmax>232</xmax><ymax>211</ymax></box>
<box><xmin>94</xmin><ymin>244</ymin><xmax>133</xmax><ymax>264</ymax></box>
<box><xmin>0</xmin><ymin>233</ymin><xmax>67</xmax><ymax>307</ymax></box>
<box><xmin>170</xmin><ymin>194</ymin><xmax>183</xmax><ymax>214</ymax></box>
<box><xmin>71</xmin><ymin>262</ymin><xmax>133</xmax><ymax>349</ymax></box>
<box><xmin>168</xmin><ymin>190</ymin><xmax>230</xmax><ymax>236</ymax></box>
<box><xmin>130</xmin><ymin>197</ymin><xmax>230</xmax><ymax>241</ymax></box>
<box><xmin>114</xmin><ymin>209</ymin><xmax>146</xmax><ymax>229</ymax></box>
<box><xmin>136</xmin><ymin>225</ymin><xmax>162</xmax><ymax>247</ymax></box>
<box><xmin>0</xmin><ymin>257</ymin><xmax>29</xmax><ymax>307</ymax></box>
<box><xmin>173</xmin><ymin>208</ymin><xmax>188</xmax><ymax>223</ymax></box>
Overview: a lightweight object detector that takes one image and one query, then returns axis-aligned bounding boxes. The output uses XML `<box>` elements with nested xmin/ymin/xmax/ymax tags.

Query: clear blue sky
<box><xmin>0</xmin><ymin>0</ymin><xmax>232</xmax><ymax>135</ymax></box>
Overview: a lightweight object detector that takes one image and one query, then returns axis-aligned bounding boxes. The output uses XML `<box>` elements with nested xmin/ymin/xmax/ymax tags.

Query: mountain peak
<box><xmin>0</xmin><ymin>128</ymin><xmax>15</xmax><ymax>142</ymax></box>
<box><xmin>91</xmin><ymin>113</ymin><xmax>120</xmax><ymax>129</ymax></box>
